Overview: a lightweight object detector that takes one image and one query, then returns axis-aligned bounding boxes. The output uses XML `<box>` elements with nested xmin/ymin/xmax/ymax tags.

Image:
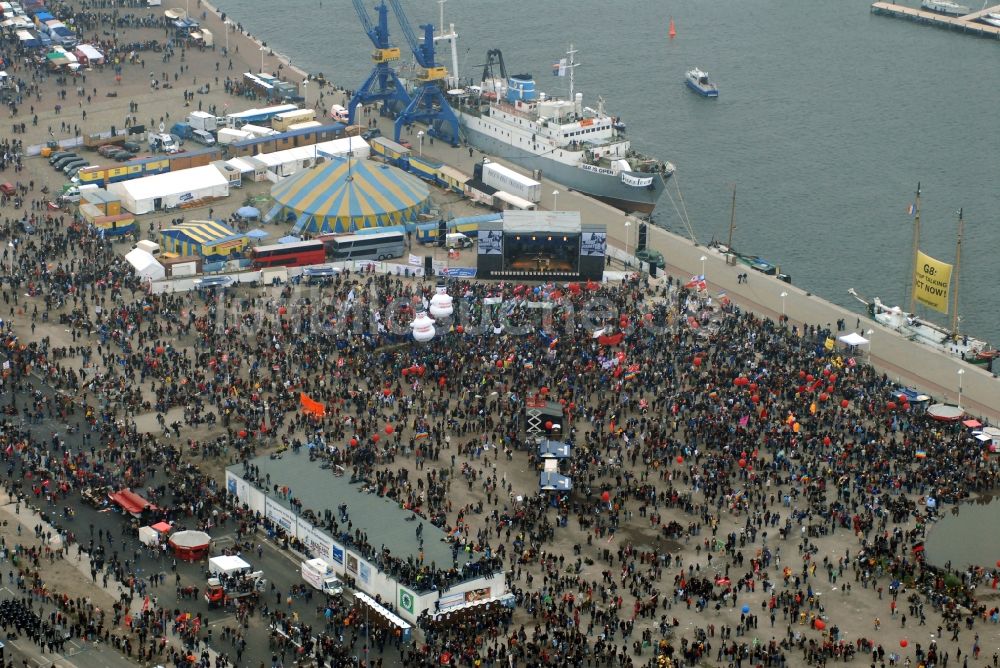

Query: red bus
<box><xmin>251</xmin><ymin>240</ymin><xmax>326</xmax><ymax>268</ymax></box>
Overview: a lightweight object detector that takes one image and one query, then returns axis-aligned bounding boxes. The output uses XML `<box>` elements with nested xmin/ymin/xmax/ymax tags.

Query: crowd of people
<box><xmin>0</xmin><ymin>0</ymin><xmax>997</xmax><ymax>666</ymax></box>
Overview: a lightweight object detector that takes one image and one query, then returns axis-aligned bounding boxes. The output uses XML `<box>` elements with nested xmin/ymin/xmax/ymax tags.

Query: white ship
<box><xmin>449</xmin><ymin>46</ymin><xmax>674</xmax><ymax>214</ymax></box>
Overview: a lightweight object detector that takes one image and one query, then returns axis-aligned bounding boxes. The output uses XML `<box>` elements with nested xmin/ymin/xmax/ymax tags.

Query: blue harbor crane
<box><xmin>348</xmin><ymin>0</ymin><xmax>412</xmax><ymax>125</ymax></box>
<box><xmin>387</xmin><ymin>0</ymin><xmax>461</xmax><ymax>146</ymax></box>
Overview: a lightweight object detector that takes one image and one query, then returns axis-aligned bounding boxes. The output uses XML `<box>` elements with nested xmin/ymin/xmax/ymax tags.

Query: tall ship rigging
<box><xmin>849</xmin><ymin>184</ymin><xmax>995</xmax><ymax>366</ymax></box>
<box><xmin>448</xmin><ymin>46</ymin><xmax>674</xmax><ymax>214</ymax></box>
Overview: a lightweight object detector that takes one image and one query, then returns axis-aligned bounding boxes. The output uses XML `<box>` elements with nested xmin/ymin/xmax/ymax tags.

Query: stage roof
<box><xmin>503</xmin><ymin>210</ymin><xmax>581</xmax><ymax>233</ymax></box>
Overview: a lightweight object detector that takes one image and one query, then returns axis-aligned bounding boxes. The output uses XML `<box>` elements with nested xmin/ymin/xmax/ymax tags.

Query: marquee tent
<box><xmin>268</xmin><ymin>156</ymin><xmax>430</xmax><ymax>234</ymax></box>
<box><xmin>108</xmin><ymin>165</ymin><xmax>229</xmax><ymax>214</ymax></box>
<box><xmin>125</xmin><ymin>249</ymin><xmax>165</xmax><ymax>281</ymax></box>
<box><xmin>160</xmin><ymin>219</ymin><xmax>248</xmax><ymax>259</ymax></box>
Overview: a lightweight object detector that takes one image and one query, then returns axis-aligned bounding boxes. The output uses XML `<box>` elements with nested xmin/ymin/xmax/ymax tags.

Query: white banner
<box><xmin>408</xmin><ymin>254</ymin><xmax>422</xmax><ymax>266</ymax></box>
<box><xmin>580</xmin><ymin>163</ymin><xmax>617</xmax><ymax>176</ymax></box>
<box><xmin>621</xmin><ymin>173</ymin><xmax>654</xmax><ymax>188</ymax></box>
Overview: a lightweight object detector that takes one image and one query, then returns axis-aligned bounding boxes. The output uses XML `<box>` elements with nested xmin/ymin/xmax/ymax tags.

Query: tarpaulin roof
<box><xmin>539</xmin><ymin>472</ymin><xmax>572</xmax><ymax>491</ymax></box>
<box><xmin>161</xmin><ymin>219</ymin><xmax>241</xmax><ymax>247</ymax></box>
<box><xmin>109</xmin><ymin>489</ymin><xmax>154</xmax><ymax>514</ymax></box>
<box><xmin>538</xmin><ymin>440</ymin><xmax>571</xmax><ymax>459</ymax></box>
<box><xmin>270</xmin><ymin>156</ymin><xmax>430</xmax><ymax>234</ymax></box>
<box><xmin>169</xmin><ymin>530</ymin><xmax>211</xmax><ymax>548</ymax></box>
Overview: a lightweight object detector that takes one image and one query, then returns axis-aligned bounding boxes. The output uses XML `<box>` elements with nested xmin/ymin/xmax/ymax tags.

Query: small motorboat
<box><xmin>685</xmin><ymin>68</ymin><xmax>719</xmax><ymax>98</ymax></box>
<box><xmin>981</xmin><ymin>12</ymin><xmax>1000</xmax><ymax>27</ymax></box>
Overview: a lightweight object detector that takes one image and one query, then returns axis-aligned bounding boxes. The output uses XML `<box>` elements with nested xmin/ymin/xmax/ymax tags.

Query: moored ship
<box><xmin>450</xmin><ymin>46</ymin><xmax>674</xmax><ymax>214</ymax></box>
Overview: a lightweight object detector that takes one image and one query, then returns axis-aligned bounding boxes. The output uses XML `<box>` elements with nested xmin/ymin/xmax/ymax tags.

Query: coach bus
<box><xmin>251</xmin><ymin>240</ymin><xmax>326</xmax><ymax>268</ymax></box>
<box><xmin>320</xmin><ymin>231</ymin><xmax>406</xmax><ymax>261</ymax></box>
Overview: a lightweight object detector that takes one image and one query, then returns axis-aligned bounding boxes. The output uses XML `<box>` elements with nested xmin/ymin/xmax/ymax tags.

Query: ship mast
<box><xmin>907</xmin><ymin>183</ymin><xmax>922</xmax><ymax>314</ymax></box>
<box><xmin>566</xmin><ymin>44</ymin><xmax>578</xmax><ymax>101</ymax></box>
<box><xmin>726</xmin><ymin>184</ymin><xmax>737</xmax><ymax>265</ymax></box>
<box><xmin>951</xmin><ymin>207</ymin><xmax>964</xmax><ymax>336</ymax></box>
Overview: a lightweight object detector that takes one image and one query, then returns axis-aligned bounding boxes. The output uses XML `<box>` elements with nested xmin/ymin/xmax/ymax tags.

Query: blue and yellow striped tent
<box><xmin>160</xmin><ymin>220</ymin><xmax>249</xmax><ymax>259</ymax></box>
<box><xmin>269</xmin><ymin>156</ymin><xmax>431</xmax><ymax>234</ymax></box>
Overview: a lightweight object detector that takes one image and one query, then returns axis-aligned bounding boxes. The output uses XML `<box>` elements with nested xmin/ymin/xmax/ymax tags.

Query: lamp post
<box><xmin>957</xmin><ymin>368</ymin><xmax>966</xmax><ymax>411</ymax></box>
<box><xmin>417</xmin><ymin>130</ymin><xmax>424</xmax><ymax>156</ymax></box>
<box><xmin>552</xmin><ymin>189</ymin><xmax>559</xmax><ymax>211</ymax></box>
<box><xmin>224</xmin><ymin>20</ymin><xmax>229</xmax><ymax>54</ymax></box>
<box><xmin>624</xmin><ymin>220</ymin><xmax>632</xmax><ymax>257</ymax></box>
<box><xmin>259</xmin><ymin>45</ymin><xmax>265</xmax><ymax>73</ymax></box>
<box><xmin>302</xmin><ymin>80</ymin><xmax>308</xmax><ymax>108</ymax></box>
<box><xmin>866</xmin><ymin>329</ymin><xmax>874</xmax><ymax>360</ymax></box>
<box><xmin>780</xmin><ymin>291</ymin><xmax>788</xmax><ymax>317</ymax></box>
<box><xmin>699</xmin><ymin>255</ymin><xmax>707</xmax><ymax>280</ymax></box>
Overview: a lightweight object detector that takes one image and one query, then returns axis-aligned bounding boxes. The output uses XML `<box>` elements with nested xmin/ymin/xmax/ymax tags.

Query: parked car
<box><xmin>52</xmin><ymin>154</ymin><xmax>80</xmax><ymax>170</ymax></box>
<box><xmin>191</xmin><ymin>129</ymin><xmax>216</xmax><ymax>146</ymax></box>
<box><xmin>66</xmin><ymin>164</ymin><xmax>90</xmax><ymax>179</ymax></box>
<box><xmin>0</xmin><ymin>182</ymin><xmax>15</xmax><ymax>197</ymax></box>
<box><xmin>122</xmin><ymin>141</ymin><xmax>142</xmax><ymax>153</ymax></box>
<box><xmin>63</xmin><ymin>159</ymin><xmax>89</xmax><ymax>175</ymax></box>
<box><xmin>98</xmin><ymin>144</ymin><xmax>120</xmax><ymax>158</ymax></box>
<box><xmin>112</xmin><ymin>150</ymin><xmax>134</xmax><ymax>162</ymax></box>
<box><xmin>361</xmin><ymin>128</ymin><xmax>382</xmax><ymax>140</ymax></box>
<box><xmin>48</xmin><ymin>151</ymin><xmax>74</xmax><ymax>165</ymax></box>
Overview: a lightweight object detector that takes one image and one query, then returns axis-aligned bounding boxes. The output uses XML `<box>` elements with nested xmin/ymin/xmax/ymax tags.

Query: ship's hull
<box><xmin>459</xmin><ymin>123</ymin><xmax>667</xmax><ymax>214</ymax></box>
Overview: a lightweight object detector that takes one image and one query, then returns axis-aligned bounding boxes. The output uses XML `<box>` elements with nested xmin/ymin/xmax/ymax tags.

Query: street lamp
<box><xmin>866</xmin><ymin>329</ymin><xmax>874</xmax><ymax>360</ymax></box>
<box><xmin>302</xmin><ymin>80</ymin><xmax>309</xmax><ymax>108</ymax></box>
<box><xmin>417</xmin><ymin>130</ymin><xmax>424</xmax><ymax>156</ymax></box>
<box><xmin>780</xmin><ymin>291</ymin><xmax>788</xmax><ymax>317</ymax></box>
<box><xmin>552</xmin><ymin>189</ymin><xmax>559</xmax><ymax>211</ymax></box>
<box><xmin>624</xmin><ymin>220</ymin><xmax>632</xmax><ymax>257</ymax></box>
<box><xmin>957</xmin><ymin>368</ymin><xmax>966</xmax><ymax>410</ymax></box>
<box><xmin>699</xmin><ymin>255</ymin><xmax>707</xmax><ymax>280</ymax></box>
<box><xmin>224</xmin><ymin>20</ymin><xmax>230</xmax><ymax>54</ymax></box>
<box><xmin>259</xmin><ymin>45</ymin><xmax>266</xmax><ymax>73</ymax></box>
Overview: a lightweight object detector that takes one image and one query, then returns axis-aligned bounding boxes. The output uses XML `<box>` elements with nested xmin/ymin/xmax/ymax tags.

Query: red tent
<box><xmin>108</xmin><ymin>489</ymin><xmax>156</xmax><ymax>517</ymax></box>
<box><xmin>168</xmin><ymin>530</ymin><xmax>211</xmax><ymax>562</ymax></box>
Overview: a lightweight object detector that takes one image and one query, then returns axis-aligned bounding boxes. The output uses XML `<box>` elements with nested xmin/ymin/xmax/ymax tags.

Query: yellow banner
<box><xmin>912</xmin><ymin>250</ymin><xmax>953</xmax><ymax>314</ymax></box>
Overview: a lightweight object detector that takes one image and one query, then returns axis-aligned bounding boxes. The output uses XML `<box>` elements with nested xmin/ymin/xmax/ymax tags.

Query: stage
<box><xmin>476</xmin><ymin>211</ymin><xmax>606</xmax><ymax>281</ymax></box>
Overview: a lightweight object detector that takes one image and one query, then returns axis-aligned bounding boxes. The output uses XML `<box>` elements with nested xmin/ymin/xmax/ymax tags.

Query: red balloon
<box><xmin>738</xmin><ymin>458</ymin><xmax>747</xmax><ymax>468</ymax></box>
<box><xmin>278</xmin><ymin>306</ymin><xmax>287</xmax><ymax>315</ymax></box>
<box><xmin>806</xmin><ymin>374</ymin><xmax>814</xmax><ymax>383</ymax></box>
<box><xmin>902</xmin><ymin>403</ymin><xmax>910</xmax><ymax>411</ymax></box>
<box><xmin>676</xmin><ymin>455</ymin><xmax>684</xmax><ymax>464</ymax></box>
<box><xmin>601</xmin><ymin>491</ymin><xmax>611</xmax><ymax>502</ymax></box>
<box><xmin>822</xmin><ymin>369</ymin><xmax>831</xmax><ymax>377</ymax></box>
<box><xmin>385</xmin><ymin>425</ymin><xmax>395</xmax><ymax>434</ymax></box>
<box><xmin>495</xmin><ymin>360</ymin><xmax>504</xmax><ymax>368</ymax></box>
<box><xmin>749</xmin><ymin>382</ymin><xmax>758</xmax><ymax>392</ymax></box>
<box><xmin>814</xmin><ymin>619</ymin><xmax>826</xmax><ymax>630</ymax></box>
<box><xmin>540</xmin><ymin>386</ymin><xmax>549</xmax><ymax>395</ymax></box>
<box><xmin>238</xmin><ymin>430</ymin><xmax>247</xmax><ymax>438</ymax></box>
<box><xmin>751</xmin><ymin>394</ymin><xmax>760</xmax><ymax>404</ymax></box>
<box><xmin>693</xmin><ymin>357</ymin><xmax>702</xmax><ymax>367</ymax></box>
<box><xmin>823</xmin><ymin>436</ymin><xmax>832</xmax><ymax>446</ymax></box>
<box><xmin>840</xmin><ymin>399</ymin><xmax>849</xmax><ymax>408</ymax></box>
<box><xmin>372</xmin><ymin>434</ymin><xmax>380</xmax><ymax>443</ymax></box>
<box><xmin>900</xmin><ymin>640</ymin><xmax>908</xmax><ymax>648</ymax></box>
<box><xmin>887</xmin><ymin>401</ymin><xmax>897</xmax><ymax>410</ymax></box>
<box><xmin>350</xmin><ymin>438</ymin><xmax>358</xmax><ymax>447</ymax></box>
<box><xmin>455</xmin><ymin>325</ymin><xmax>464</xmax><ymax>334</ymax></box>
<box><xmin>798</xmin><ymin>370</ymin><xmax>806</xmax><ymax>379</ymax></box>
<box><xmin>544</xmin><ymin>421</ymin><xmax>553</xmax><ymax>430</ymax></box>
<box><xmin>383</xmin><ymin>388</ymin><xmax>392</xmax><ymax>397</ymax></box>
<box><xmin>819</xmin><ymin>393</ymin><xmax>829</xmax><ymax>402</ymax></box>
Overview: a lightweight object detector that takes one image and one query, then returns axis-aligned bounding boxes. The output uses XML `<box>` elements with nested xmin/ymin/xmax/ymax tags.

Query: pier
<box><xmin>871</xmin><ymin>2</ymin><xmax>1000</xmax><ymax>38</ymax></box>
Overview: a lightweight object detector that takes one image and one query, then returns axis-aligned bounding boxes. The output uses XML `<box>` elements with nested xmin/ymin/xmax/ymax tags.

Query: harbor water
<box><xmin>924</xmin><ymin>498</ymin><xmax>1000</xmax><ymax>570</ymax></box>
<box><xmin>222</xmin><ymin>0</ymin><xmax>1000</xmax><ymax>340</ymax></box>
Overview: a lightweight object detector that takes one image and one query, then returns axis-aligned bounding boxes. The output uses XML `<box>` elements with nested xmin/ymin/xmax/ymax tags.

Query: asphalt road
<box><xmin>1</xmin><ymin>376</ymin><xmax>401</xmax><ymax>668</ymax></box>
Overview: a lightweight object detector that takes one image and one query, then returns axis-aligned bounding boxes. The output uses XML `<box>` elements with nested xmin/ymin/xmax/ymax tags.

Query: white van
<box><xmin>329</xmin><ymin>105</ymin><xmax>349</xmax><ymax>123</ymax></box>
<box><xmin>446</xmin><ymin>232</ymin><xmax>472</xmax><ymax>249</ymax></box>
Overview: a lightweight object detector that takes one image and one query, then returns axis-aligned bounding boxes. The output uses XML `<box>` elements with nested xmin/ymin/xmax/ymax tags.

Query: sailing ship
<box><xmin>849</xmin><ymin>184</ymin><xmax>995</xmax><ymax>365</ymax></box>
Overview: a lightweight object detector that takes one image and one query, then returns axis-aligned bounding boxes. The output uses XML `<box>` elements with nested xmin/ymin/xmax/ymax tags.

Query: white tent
<box><xmin>125</xmin><ymin>249</ymin><xmax>165</xmax><ymax>281</ymax></box>
<box><xmin>837</xmin><ymin>332</ymin><xmax>869</xmax><ymax>347</ymax></box>
<box><xmin>108</xmin><ymin>165</ymin><xmax>229</xmax><ymax>215</ymax></box>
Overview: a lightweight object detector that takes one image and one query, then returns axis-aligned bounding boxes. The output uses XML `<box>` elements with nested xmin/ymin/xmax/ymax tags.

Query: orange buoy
<box><xmin>668</xmin><ymin>17</ymin><xmax>677</xmax><ymax>39</ymax></box>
